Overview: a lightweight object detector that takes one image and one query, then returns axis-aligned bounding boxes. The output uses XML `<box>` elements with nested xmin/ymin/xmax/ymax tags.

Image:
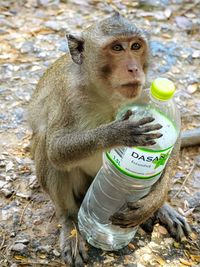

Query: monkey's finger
<box><xmin>144</xmin><ymin>133</ymin><xmax>163</xmax><ymax>140</ymax></box>
<box><xmin>174</xmin><ymin>212</ymin><xmax>192</xmax><ymax>236</ymax></box>
<box><xmin>74</xmin><ymin>253</ymin><xmax>85</xmax><ymax>267</ymax></box>
<box><xmin>140</xmin><ymin>140</ymin><xmax>156</xmax><ymax>146</ymax></box>
<box><xmin>78</xmin><ymin>237</ymin><xmax>88</xmax><ymax>263</ymax></box>
<box><xmin>110</xmin><ymin>216</ymin><xmax>139</xmax><ymax>227</ymax></box>
<box><xmin>62</xmin><ymin>243</ymin><xmax>73</xmax><ymax>266</ymax></box>
<box><xmin>133</xmin><ymin>117</ymin><xmax>155</xmax><ymax>126</ymax></box>
<box><xmin>127</xmin><ymin>201</ymin><xmax>143</xmax><ymax>210</ymax></box>
<box><xmin>137</xmin><ymin>123</ymin><xmax>163</xmax><ymax>133</ymax></box>
<box><xmin>121</xmin><ymin>110</ymin><xmax>133</xmax><ymax>121</ymax></box>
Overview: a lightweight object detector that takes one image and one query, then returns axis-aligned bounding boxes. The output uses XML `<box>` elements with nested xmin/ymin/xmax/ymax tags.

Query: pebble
<box><xmin>53</xmin><ymin>249</ymin><xmax>60</xmax><ymax>257</ymax></box>
<box><xmin>37</xmin><ymin>245</ymin><xmax>52</xmax><ymax>253</ymax></box>
<box><xmin>175</xmin><ymin>16</ymin><xmax>193</xmax><ymax>30</ymax></box>
<box><xmin>44</xmin><ymin>20</ymin><xmax>61</xmax><ymax>31</ymax></box>
<box><xmin>12</xmin><ymin>107</ymin><xmax>24</xmax><ymax>123</ymax></box>
<box><xmin>20</xmin><ymin>41</ymin><xmax>34</xmax><ymax>54</ymax></box>
<box><xmin>192</xmin><ymin>171</ymin><xmax>200</xmax><ymax>189</ymax></box>
<box><xmin>58</xmin><ymin>39</ymin><xmax>69</xmax><ymax>52</ymax></box>
<box><xmin>11</xmin><ymin>243</ymin><xmax>27</xmax><ymax>253</ymax></box>
<box><xmin>15</xmin><ymin>238</ymin><xmax>30</xmax><ymax>245</ymax></box>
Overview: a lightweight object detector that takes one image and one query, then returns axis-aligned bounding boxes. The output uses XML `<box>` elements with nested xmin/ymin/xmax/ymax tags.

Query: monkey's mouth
<box><xmin>121</xmin><ymin>82</ymin><xmax>141</xmax><ymax>89</ymax></box>
<box><xmin>118</xmin><ymin>82</ymin><xmax>142</xmax><ymax>99</ymax></box>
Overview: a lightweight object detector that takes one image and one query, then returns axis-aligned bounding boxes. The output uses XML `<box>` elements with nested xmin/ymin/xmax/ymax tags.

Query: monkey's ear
<box><xmin>66</xmin><ymin>34</ymin><xmax>84</xmax><ymax>65</ymax></box>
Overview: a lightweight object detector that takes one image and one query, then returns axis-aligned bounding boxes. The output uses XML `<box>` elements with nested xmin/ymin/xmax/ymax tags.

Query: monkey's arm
<box><xmin>47</xmin><ymin>117</ymin><xmax>162</xmax><ymax>170</ymax></box>
<box><xmin>110</xmin><ymin>137</ymin><xmax>182</xmax><ymax>226</ymax></box>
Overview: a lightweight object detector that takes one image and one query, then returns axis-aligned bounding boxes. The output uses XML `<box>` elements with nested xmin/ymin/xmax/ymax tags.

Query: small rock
<box><xmin>58</xmin><ymin>39</ymin><xmax>69</xmax><ymax>52</ymax></box>
<box><xmin>192</xmin><ymin>171</ymin><xmax>200</xmax><ymax>189</ymax></box>
<box><xmin>10</xmin><ymin>232</ymin><xmax>16</xmax><ymax>238</ymax></box>
<box><xmin>175</xmin><ymin>16</ymin><xmax>192</xmax><ymax>30</ymax></box>
<box><xmin>10</xmin><ymin>264</ymin><xmax>18</xmax><ymax>267</ymax></box>
<box><xmin>6</xmin><ymin>161</ymin><xmax>14</xmax><ymax>172</ymax></box>
<box><xmin>37</xmin><ymin>245</ymin><xmax>52</xmax><ymax>253</ymax></box>
<box><xmin>196</xmin><ymin>156</ymin><xmax>200</xmax><ymax>167</ymax></box>
<box><xmin>37</xmin><ymin>0</ymin><xmax>60</xmax><ymax>6</ymax></box>
<box><xmin>53</xmin><ymin>249</ymin><xmax>60</xmax><ymax>257</ymax></box>
<box><xmin>15</xmin><ymin>239</ymin><xmax>30</xmax><ymax>245</ymax></box>
<box><xmin>1</xmin><ymin>188</ymin><xmax>14</xmax><ymax>198</ymax></box>
<box><xmin>12</xmin><ymin>107</ymin><xmax>24</xmax><ymax>123</ymax></box>
<box><xmin>192</xmin><ymin>50</ymin><xmax>200</xmax><ymax>59</ymax></box>
<box><xmin>187</xmin><ymin>83</ymin><xmax>198</xmax><ymax>94</ymax></box>
<box><xmin>186</xmin><ymin>192</ymin><xmax>200</xmax><ymax>209</ymax></box>
<box><xmin>0</xmin><ymin>180</ymin><xmax>7</xmax><ymax>188</ymax></box>
<box><xmin>44</xmin><ymin>21</ymin><xmax>61</xmax><ymax>31</ymax></box>
<box><xmin>11</xmin><ymin>243</ymin><xmax>27</xmax><ymax>253</ymax></box>
<box><xmin>16</xmin><ymin>192</ymin><xmax>31</xmax><ymax>199</ymax></box>
<box><xmin>20</xmin><ymin>41</ymin><xmax>34</xmax><ymax>54</ymax></box>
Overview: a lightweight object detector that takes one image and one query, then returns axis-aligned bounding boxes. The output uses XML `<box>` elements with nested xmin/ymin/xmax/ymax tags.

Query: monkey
<box><xmin>28</xmin><ymin>13</ymin><xmax>191</xmax><ymax>267</ymax></box>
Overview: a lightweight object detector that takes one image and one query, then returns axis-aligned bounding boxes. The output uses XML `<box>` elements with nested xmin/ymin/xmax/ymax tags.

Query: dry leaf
<box><xmin>39</xmin><ymin>254</ymin><xmax>47</xmax><ymax>259</ymax></box>
<box><xmin>128</xmin><ymin>242</ymin><xmax>135</xmax><ymax>250</ymax></box>
<box><xmin>179</xmin><ymin>258</ymin><xmax>193</xmax><ymax>266</ymax></box>
<box><xmin>174</xmin><ymin>242</ymin><xmax>180</xmax><ymax>248</ymax></box>
<box><xmin>154</xmin><ymin>255</ymin><xmax>166</xmax><ymax>266</ymax></box>
<box><xmin>70</xmin><ymin>229</ymin><xmax>77</xmax><ymax>237</ymax></box>
<box><xmin>157</xmin><ymin>225</ymin><xmax>168</xmax><ymax>235</ymax></box>
<box><xmin>14</xmin><ymin>255</ymin><xmax>27</xmax><ymax>261</ymax></box>
<box><xmin>190</xmin><ymin>255</ymin><xmax>200</xmax><ymax>262</ymax></box>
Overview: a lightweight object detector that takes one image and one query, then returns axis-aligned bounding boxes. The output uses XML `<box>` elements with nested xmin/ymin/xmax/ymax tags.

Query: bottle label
<box><xmin>106</xmin><ymin>146</ymin><xmax>174</xmax><ymax>179</ymax></box>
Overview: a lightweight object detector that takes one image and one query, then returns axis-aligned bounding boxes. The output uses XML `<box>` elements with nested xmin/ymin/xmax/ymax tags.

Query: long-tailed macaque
<box><xmin>28</xmin><ymin>13</ymin><xmax>191</xmax><ymax>267</ymax></box>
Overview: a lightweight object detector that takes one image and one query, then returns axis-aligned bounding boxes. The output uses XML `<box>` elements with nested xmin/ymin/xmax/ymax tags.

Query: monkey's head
<box><xmin>67</xmin><ymin>13</ymin><xmax>150</xmax><ymax>104</ymax></box>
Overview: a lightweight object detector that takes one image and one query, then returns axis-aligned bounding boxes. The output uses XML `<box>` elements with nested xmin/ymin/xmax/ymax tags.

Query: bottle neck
<box><xmin>150</xmin><ymin>93</ymin><xmax>171</xmax><ymax>105</ymax></box>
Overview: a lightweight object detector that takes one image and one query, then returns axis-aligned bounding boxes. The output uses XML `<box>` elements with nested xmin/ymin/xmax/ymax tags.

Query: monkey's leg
<box><xmin>42</xmin><ymin>166</ymin><xmax>90</xmax><ymax>267</ymax></box>
<box><xmin>60</xmin><ymin>215</ymin><xmax>88</xmax><ymax>267</ymax></box>
<box><xmin>141</xmin><ymin>203</ymin><xmax>191</xmax><ymax>241</ymax></box>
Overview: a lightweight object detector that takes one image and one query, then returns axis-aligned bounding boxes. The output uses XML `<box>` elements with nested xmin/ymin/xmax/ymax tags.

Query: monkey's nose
<box><xmin>128</xmin><ymin>66</ymin><xmax>138</xmax><ymax>73</ymax></box>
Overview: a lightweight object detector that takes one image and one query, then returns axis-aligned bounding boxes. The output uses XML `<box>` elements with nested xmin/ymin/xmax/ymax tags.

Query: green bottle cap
<box><xmin>150</xmin><ymin>78</ymin><xmax>175</xmax><ymax>101</ymax></box>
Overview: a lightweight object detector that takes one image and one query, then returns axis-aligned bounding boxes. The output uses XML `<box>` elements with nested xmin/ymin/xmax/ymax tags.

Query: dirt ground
<box><xmin>0</xmin><ymin>0</ymin><xmax>200</xmax><ymax>266</ymax></box>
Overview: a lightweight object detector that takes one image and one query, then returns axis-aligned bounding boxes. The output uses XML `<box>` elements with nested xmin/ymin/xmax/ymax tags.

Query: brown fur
<box><xmin>28</xmin><ymin>14</ymin><xmax>188</xmax><ymax>267</ymax></box>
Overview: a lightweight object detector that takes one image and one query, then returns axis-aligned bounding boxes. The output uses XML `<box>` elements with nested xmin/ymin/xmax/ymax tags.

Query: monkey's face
<box><xmin>97</xmin><ymin>36</ymin><xmax>148</xmax><ymax>100</ymax></box>
<box><xmin>67</xmin><ymin>14</ymin><xmax>149</xmax><ymax>104</ymax></box>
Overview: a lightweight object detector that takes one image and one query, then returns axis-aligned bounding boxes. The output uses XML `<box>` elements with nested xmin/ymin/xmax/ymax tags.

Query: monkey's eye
<box><xmin>131</xmin><ymin>43</ymin><xmax>141</xmax><ymax>50</ymax></box>
<box><xmin>112</xmin><ymin>44</ymin><xmax>123</xmax><ymax>51</ymax></box>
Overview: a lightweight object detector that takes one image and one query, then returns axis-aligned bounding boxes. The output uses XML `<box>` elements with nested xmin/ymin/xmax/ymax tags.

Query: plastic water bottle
<box><xmin>78</xmin><ymin>78</ymin><xmax>181</xmax><ymax>251</ymax></box>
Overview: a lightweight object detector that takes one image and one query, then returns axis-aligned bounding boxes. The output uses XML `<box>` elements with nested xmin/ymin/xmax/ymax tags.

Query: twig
<box><xmin>19</xmin><ymin>199</ymin><xmax>32</xmax><ymax>225</ymax></box>
<box><xmin>178</xmin><ymin>1</ymin><xmax>200</xmax><ymax>16</ymax></box>
<box><xmin>0</xmin><ymin>233</ymin><xmax>6</xmax><ymax>250</ymax></box>
<box><xmin>49</xmin><ymin>211</ymin><xmax>55</xmax><ymax>223</ymax></box>
<box><xmin>15</xmin><ymin>261</ymin><xmax>66</xmax><ymax>266</ymax></box>
<box><xmin>72</xmin><ymin>221</ymin><xmax>78</xmax><ymax>259</ymax></box>
<box><xmin>173</xmin><ymin>162</ymin><xmax>196</xmax><ymax>198</ymax></box>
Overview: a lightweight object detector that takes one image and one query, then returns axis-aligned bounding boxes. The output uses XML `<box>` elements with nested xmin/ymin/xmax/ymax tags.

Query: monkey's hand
<box><xmin>109</xmin><ymin>149</ymin><xmax>176</xmax><ymax>228</ymax></box>
<box><xmin>110</xmin><ymin>186</ymin><xmax>163</xmax><ymax>228</ymax></box>
<box><xmin>60</xmin><ymin>219</ymin><xmax>88</xmax><ymax>267</ymax></box>
<box><xmin>111</xmin><ymin>110</ymin><xmax>163</xmax><ymax>147</ymax></box>
<box><xmin>110</xmin><ymin>137</ymin><xmax>192</xmax><ymax>242</ymax></box>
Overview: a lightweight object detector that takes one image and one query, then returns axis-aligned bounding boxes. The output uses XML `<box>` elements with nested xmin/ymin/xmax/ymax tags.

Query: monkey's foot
<box><xmin>60</xmin><ymin>221</ymin><xmax>88</xmax><ymax>267</ymax></box>
<box><xmin>141</xmin><ymin>203</ymin><xmax>192</xmax><ymax>241</ymax></box>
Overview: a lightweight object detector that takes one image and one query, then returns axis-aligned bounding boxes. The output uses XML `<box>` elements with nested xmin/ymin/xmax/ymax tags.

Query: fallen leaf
<box><xmin>39</xmin><ymin>253</ymin><xmax>46</xmax><ymax>259</ymax></box>
<box><xmin>70</xmin><ymin>229</ymin><xmax>77</xmax><ymax>237</ymax></box>
<box><xmin>128</xmin><ymin>243</ymin><xmax>135</xmax><ymax>250</ymax></box>
<box><xmin>174</xmin><ymin>242</ymin><xmax>180</xmax><ymax>248</ymax></box>
<box><xmin>154</xmin><ymin>255</ymin><xmax>166</xmax><ymax>266</ymax></box>
<box><xmin>14</xmin><ymin>255</ymin><xmax>27</xmax><ymax>261</ymax></box>
<box><xmin>179</xmin><ymin>258</ymin><xmax>193</xmax><ymax>266</ymax></box>
<box><xmin>157</xmin><ymin>225</ymin><xmax>168</xmax><ymax>235</ymax></box>
<box><xmin>190</xmin><ymin>255</ymin><xmax>200</xmax><ymax>262</ymax></box>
